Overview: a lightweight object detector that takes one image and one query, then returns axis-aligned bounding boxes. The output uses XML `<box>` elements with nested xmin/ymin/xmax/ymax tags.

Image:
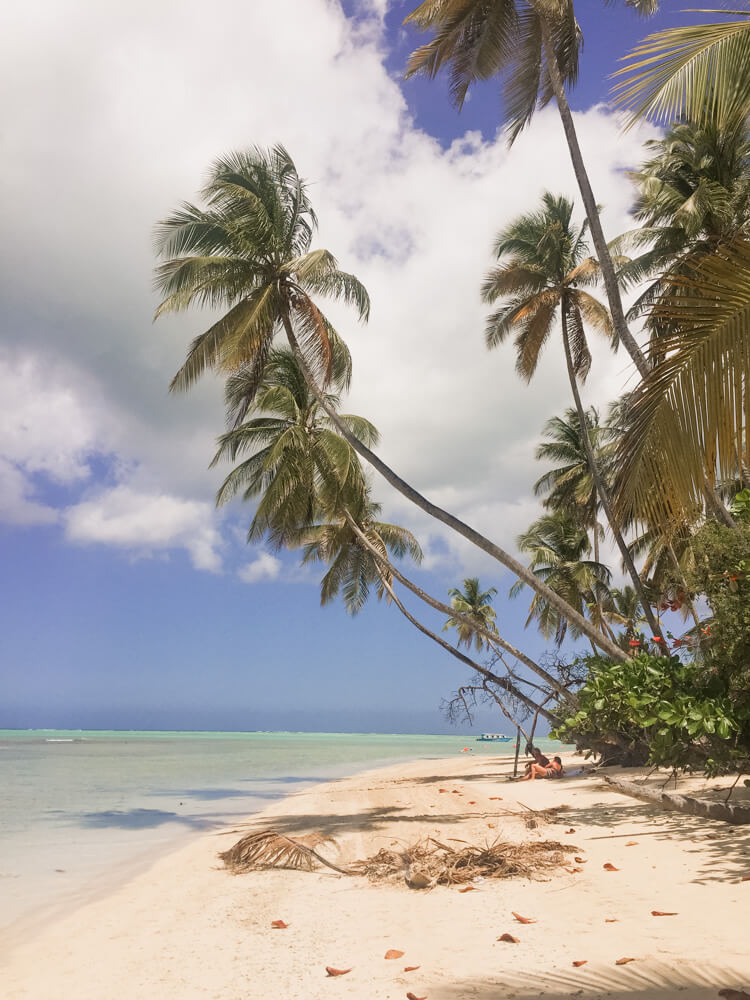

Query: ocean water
<box><xmin>0</xmin><ymin>729</ymin><xmax>568</xmax><ymax>935</ymax></box>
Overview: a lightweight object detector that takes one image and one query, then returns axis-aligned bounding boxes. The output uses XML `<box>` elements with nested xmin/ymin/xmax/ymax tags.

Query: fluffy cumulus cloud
<box><xmin>0</xmin><ymin>0</ymin><xmax>653</xmax><ymax>579</ymax></box>
<box><xmin>64</xmin><ymin>486</ymin><xmax>222</xmax><ymax>572</ymax></box>
<box><xmin>238</xmin><ymin>553</ymin><xmax>283</xmax><ymax>585</ymax></box>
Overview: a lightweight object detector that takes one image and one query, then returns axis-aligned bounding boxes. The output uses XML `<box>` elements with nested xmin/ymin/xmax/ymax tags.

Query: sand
<box><xmin>2</xmin><ymin>753</ymin><xmax>750</xmax><ymax>999</ymax></box>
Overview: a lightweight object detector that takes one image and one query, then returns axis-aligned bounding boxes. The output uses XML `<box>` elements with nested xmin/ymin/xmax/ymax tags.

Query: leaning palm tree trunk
<box><xmin>375</xmin><ymin>566</ymin><xmax>562</xmax><ymax>725</ymax></box>
<box><xmin>344</xmin><ymin>510</ymin><xmax>578</xmax><ymax>700</ymax></box>
<box><xmin>537</xmin><ymin>18</ymin><xmax>650</xmax><ymax>382</ymax></box>
<box><xmin>281</xmin><ymin>314</ymin><xmax>628</xmax><ymax>663</ymax></box>
<box><xmin>560</xmin><ymin>307</ymin><xmax>664</xmax><ymax>642</ymax></box>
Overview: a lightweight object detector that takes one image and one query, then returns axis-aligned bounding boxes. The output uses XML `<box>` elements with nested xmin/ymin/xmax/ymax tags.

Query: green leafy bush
<box><xmin>553</xmin><ymin>652</ymin><xmax>749</xmax><ymax>774</ymax></box>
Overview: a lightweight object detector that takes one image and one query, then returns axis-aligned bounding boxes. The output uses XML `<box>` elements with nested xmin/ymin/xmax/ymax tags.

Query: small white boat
<box><xmin>475</xmin><ymin>733</ymin><xmax>512</xmax><ymax>742</ymax></box>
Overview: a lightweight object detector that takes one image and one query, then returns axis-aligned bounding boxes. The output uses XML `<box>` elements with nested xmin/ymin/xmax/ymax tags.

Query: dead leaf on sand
<box><xmin>489</xmin><ymin>796</ymin><xmax>503</xmax><ymax>800</ymax></box>
<box><xmin>651</xmin><ymin>910</ymin><xmax>678</xmax><ymax>917</ymax></box>
<box><xmin>572</xmin><ymin>960</ymin><xmax>588</xmax><ymax>967</ymax></box>
<box><xmin>452</xmin><ymin>790</ymin><xmax>460</xmax><ymax>795</ymax></box>
<box><xmin>740</xmin><ymin>876</ymin><xmax>750</xmax><ymax>882</ymax></box>
<box><xmin>605</xmin><ymin>918</ymin><xmax>618</xmax><ymax>923</ymax></box>
<box><xmin>468</xmin><ymin>800</ymin><xmax>477</xmax><ymax>804</ymax></box>
<box><xmin>487</xmin><ymin>823</ymin><xmax>496</xmax><ymax>829</ymax></box>
<box><xmin>325</xmin><ymin>967</ymin><xmax>352</xmax><ymax>976</ymax></box>
<box><xmin>385</xmin><ymin>950</ymin><xmax>405</xmax><ymax>960</ymax></box>
<box><xmin>406</xmin><ymin>993</ymin><xmax>427</xmax><ymax>1000</ymax></box>
<box><xmin>404</xmin><ymin>966</ymin><xmax>420</xmax><ymax>972</ymax></box>
<box><xmin>565</xmin><ymin>828</ymin><xmax>576</xmax><ymax>834</ymax></box>
<box><xmin>512</xmin><ymin>912</ymin><xmax>537</xmax><ymax>924</ymax></box>
<box><xmin>603</xmin><ymin>863</ymin><xmax>620</xmax><ymax>871</ymax></box>
<box><xmin>615</xmin><ymin>957</ymin><xmax>636</xmax><ymax>965</ymax></box>
<box><xmin>498</xmin><ymin>933</ymin><xmax>520</xmax><ymax>943</ymax></box>
<box><xmin>718</xmin><ymin>990</ymin><xmax>750</xmax><ymax>999</ymax></box>
<box><xmin>459</xmin><ymin>886</ymin><xmax>478</xmax><ymax>893</ymax></box>
<box><xmin>270</xmin><ymin>920</ymin><xmax>288</xmax><ymax>929</ymax></box>
<box><xmin>439</xmin><ymin>789</ymin><xmax>448</xmax><ymax>793</ymax></box>
<box><xmin>565</xmin><ymin>867</ymin><xmax>583</xmax><ymax>874</ymax></box>
<box><xmin>625</xmin><ymin>841</ymin><xmax>638</xmax><ymax>847</ymax></box>
<box><xmin>574</xmin><ymin>857</ymin><xmax>587</xmax><ymax>864</ymax></box>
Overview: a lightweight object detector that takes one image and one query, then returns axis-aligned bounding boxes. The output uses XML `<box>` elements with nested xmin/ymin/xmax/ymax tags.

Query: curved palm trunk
<box><xmin>560</xmin><ymin>306</ymin><xmax>665</xmax><ymax>642</ymax></box>
<box><xmin>540</xmin><ymin>19</ymin><xmax>738</xmax><ymax>534</ymax></box>
<box><xmin>343</xmin><ymin>510</ymin><xmax>577</xmax><ymax>702</ymax></box>
<box><xmin>375</xmin><ymin>567</ymin><xmax>561</xmax><ymax>726</ymax></box>
<box><xmin>281</xmin><ymin>314</ymin><xmax>628</xmax><ymax>663</ymax></box>
<box><xmin>537</xmin><ymin>19</ymin><xmax>649</xmax><ymax>382</ymax></box>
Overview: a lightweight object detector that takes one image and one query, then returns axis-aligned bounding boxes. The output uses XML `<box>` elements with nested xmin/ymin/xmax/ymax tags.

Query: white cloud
<box><xmin>238</xmin><ymin>553</ymin><xmax>283</xmax><ymax>584</ymax></box>
<box><xmin>64</xmin><ymin>486</ymin><xmax>222</xmax><ymax>571</ymax></box>
<box><xmin>0</xmin><ymin>1</ymin><xmax>657</xmax><ymax>581</ymax></box>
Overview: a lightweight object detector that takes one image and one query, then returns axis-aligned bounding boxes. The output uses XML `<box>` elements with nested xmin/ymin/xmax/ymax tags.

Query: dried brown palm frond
<box><xmin>350</xmin><ymin>837</ymin><xmax>575</xmax><ymax>887</ymax></box>
<box><xmin>219</xmin><ymin>829</ymin><xmax>351</xmax><ymax>875</ymax></box>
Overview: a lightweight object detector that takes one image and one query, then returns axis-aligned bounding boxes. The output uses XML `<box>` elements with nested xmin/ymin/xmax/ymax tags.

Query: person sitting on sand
<box><xmin>524</xmin><ymin>745</ymin><xmax>550</xmax><ymax>775</ymax></box>
<box><xmin>520</xmin><ymin>755</ymin><xmax>563</xmax><ymax>781</ymax></box>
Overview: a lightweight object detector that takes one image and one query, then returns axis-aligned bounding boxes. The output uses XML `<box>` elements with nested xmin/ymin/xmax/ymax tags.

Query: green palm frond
<box><xmin>613</xmin><ymin>237</ymin><xmax>750</xmax><ymax>528</ymax></box>
<box><xmin>613</xmin><ymin>13</ymin><xmax>750</xmax><ymax>129</ymax></box>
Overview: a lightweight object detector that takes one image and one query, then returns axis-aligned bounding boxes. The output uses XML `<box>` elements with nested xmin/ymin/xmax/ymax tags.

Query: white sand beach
<box><xmin>2</xmin><ymin>753</ymin><xmax>749</xmax><ymax>999</ymax></box>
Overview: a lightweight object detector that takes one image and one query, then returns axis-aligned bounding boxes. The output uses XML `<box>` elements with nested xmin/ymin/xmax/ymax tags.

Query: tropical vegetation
<box><xmin>154</xmin><ymin>1</ymin><xmax>750</xmax><ymax>781</ymax></box>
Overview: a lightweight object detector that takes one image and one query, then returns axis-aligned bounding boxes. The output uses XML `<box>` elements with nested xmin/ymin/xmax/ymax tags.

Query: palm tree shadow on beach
<box><xmin>427</xmin><ymin>958</ymin><xmax>747</xmax><ymax>1000</ymax></box>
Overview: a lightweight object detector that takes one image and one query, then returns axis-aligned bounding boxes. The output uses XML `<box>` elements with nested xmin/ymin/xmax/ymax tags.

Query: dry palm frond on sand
<box><xmin>350</xmin><ymin>837</ymin><xmax>575</xmax><ymax>886</ymax></box>
<box><xmin>219</xmin><ymin>830</ymin><xmax>351</xmax><ymax>875</ymax></box>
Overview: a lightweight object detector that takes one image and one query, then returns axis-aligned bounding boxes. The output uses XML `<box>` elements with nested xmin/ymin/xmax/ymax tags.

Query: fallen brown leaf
<box><xmin>651</xmin><ymin>911</ymin><xmax>678</xmax><ymax>917</ymax></box>
<box><xmin>574</xmin><ymin>857</ymin><xmax>587</xmax><ymax>864</ymax></box>
<box><xmin>512</xmin><ymin>912</ymin><xmax>537</xmax><ymax>924</ymax></box>
<box><xmin>459</xmin><ymin>886</ymin><xmax>478</xmax><ymax>893</ymax></box>
<box><xmin>565</xmin><ymin>828</ymin><xmax>575</xmax><ymax>834</ymax></box>
<box><xmin>406</xmin><ymin>993</ymin><xmax>427</xmax><ymax>1000</ymax></box>
<box><xmin>741</xmin><ymin>876</ymin><xmax>750</xmax><ymax>882</ymax></box>
<box><xmin>487</xmin><ymin>823</ymin><xmax>496</xmax><ymax>829</ymax></box>
<box><xmin>325</xmin><ymin>967</ymin><xmax>352</xmax><ymax>977</ymax></box>
<box><xmin>615</xmin><ymin>957</ymin><xmax>635</xmax><ymax>965</ymax></box>
<box><xmin>498</xmin><ymin>933</ymin><xmax>520</xmax><ymax>943</ymax></box>
<box><xmin>625</xmin><ymin>841</ymin><xmax>638</xmax><ymax>846</ymax></box>
<box><xmin>572</xmin><ymin>961</ymin><xmax>588</xmax><ymax>968</ymax></box>
<box><xmin>489</xmin><ymin>796</ymin><xmax>503</xmax><ymax>800</ymax></box>
<box><xmin>438</xmin><ymin>789</ymin><xmax>447</xmax><ymax>793</ymax></box>
<box><xmin>565</xmin><ymin>867</ymin><xmax>583</xmax><ymax>874</ymax></box>
<box><xmin>385</xmin><ymin>950</ymin><xmax>405</xmax><ymax>960</ymax></box>
<box><xmin>270</xmin><ymin>920</ymin><xmax>288</xmax><ymax>929</ymax></box>
<box><xmin>603</xmin><ymin>863</ymin><xmax>620</xmax><ymax>871</ymax></box>
<box><xmin>605</xmin><ymin>918</ymin><xmax>618</xmax><ymax>923</ymax></box>
<box><xmin>718</xmin><ymin>990</ymin><xmax>750</xmax><ymax>999</ymax></box>
<box><xmin>404</xmin><ymin>966</ymin><xmax>420</xmax><ymax>972</ymax></box>
<box><xmin>468</xmin><ymin>800</ymin><xmax>476</xmax><ymax>804</ymax></box>
<box><xmin>451</xmin><ymin>790</ymin><xmax>460</xmax><ymax>794</ymax></box>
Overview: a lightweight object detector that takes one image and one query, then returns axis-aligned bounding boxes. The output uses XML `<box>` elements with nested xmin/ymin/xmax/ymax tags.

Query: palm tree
<box><xmin>612</xmin><ymin>237</ymin><xmax>750</xmax><ymax>535</ymax></box>
<box><xmin>212</xmin><ymin>348</ymin><xmax>378</xmax><ymax>549</ymax></box>
<box><xmin>613</xmin><ymin>11</ymin><xmax>750</xmax><ymax>132</ymax></box>
<box><xmin>482</xmin><ymin>193</ymin><xmax>664</xmax><ymax>639</ymax></box>
<box><xmin>155</xmin><ymin>146</ymin><xmax>627</xmax><ymax>660</ymax></box>
<box><xmin>601</xmin><ymin>585</ymin><xmax>648</xmax><ymax>646</ymax></box>
<box><xmin>510</xmin><ymin>511</ymin><xmax>612</xmax><ymax>647</ymax></box>
<box><xmin>443</xmin><ymin>578</ymin><xmax>499</xmax><ymax>651</ymax></box>
<box><xmin>534</xmin><ymin>407</ymin><xmax>609</xmax><ymax>560</ymax></box>
<box><xmin>404</xmin><ymin>0</ymin><xmax>655</xmax><ymax>380</ymax></box>
<box><xmin>617</xmin><ymin>119</ymin><xmax>750</xmax><ymax>336</ymax></box>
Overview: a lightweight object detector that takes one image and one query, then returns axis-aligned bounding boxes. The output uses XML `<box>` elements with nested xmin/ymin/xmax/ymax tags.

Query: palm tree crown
<box><xmin>154</xmin><ymin>145</ymin><xmax>369</xmax><ymax>401</ymax></box>
<box><xmin>510</xmin><ymin>512</ymin><xmax>611</xmax><ymax>646</ymax></box>
<box><xmin>211</xmin><ymin>348</ymin><xmax>377</xmax><ymax>549</ymax></box>
<box><xmin>443</xmin><ymin>577</ymin><xmax>499</xmax><ymax>651</ymax></box>
<box><xmin>482</xmin><ymin>192</ymin><xmax>614</xmax><ymax>381</ymax></box>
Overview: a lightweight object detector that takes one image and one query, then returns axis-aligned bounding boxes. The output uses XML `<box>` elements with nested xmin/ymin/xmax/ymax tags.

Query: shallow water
<box><xmin>0</xmin><ymin>729</ymin><xmax>568</xmax><ymax>932</ymax></box>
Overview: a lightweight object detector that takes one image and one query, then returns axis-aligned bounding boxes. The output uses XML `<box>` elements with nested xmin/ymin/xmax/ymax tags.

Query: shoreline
<box><xmin>3</xmin><ymin>752</ymin><xmax>750</xmax><ymax>998</ymax></box>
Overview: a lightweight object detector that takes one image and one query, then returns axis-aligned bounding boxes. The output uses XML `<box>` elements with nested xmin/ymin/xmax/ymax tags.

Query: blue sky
<box><xmin>0</xmin><ymin>0</ymin><xmax>693</xmax><ymax>732</ymax></box>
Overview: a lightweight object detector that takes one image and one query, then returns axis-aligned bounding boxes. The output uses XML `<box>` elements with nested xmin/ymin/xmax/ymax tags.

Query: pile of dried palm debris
<box><xmin>350</xmin><ymin>837</ymin><xmax>572</xmax><ymax>887</ymax></box>
<box><xmin>219</xmin><ymin>829</ymin><xmax>576</xmax><ymax>889</ymax></box>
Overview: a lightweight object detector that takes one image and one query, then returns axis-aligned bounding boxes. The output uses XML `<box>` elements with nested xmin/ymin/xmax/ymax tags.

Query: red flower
<box><xmin>652</xmin><ymin>636</ymin><xmax>664</xmax><ymax>643</ymax></box>
<box><xmin>628</xmin><ymin>640</ymin><xmax>641</xmax><ymax>647</ymax></box>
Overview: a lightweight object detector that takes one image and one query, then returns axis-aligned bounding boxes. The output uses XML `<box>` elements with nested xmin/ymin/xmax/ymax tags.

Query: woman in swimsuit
<box><xmin>520</xmin><ymin>755</ymin><xmax>563</xmax><ymax>781</ymax></box>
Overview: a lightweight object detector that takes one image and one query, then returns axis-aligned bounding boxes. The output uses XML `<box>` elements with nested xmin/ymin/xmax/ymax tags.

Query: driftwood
<box><xmin>603</xmin><ymin>775</ymin><xmax>750</xmax><ymax>825</ymax></box>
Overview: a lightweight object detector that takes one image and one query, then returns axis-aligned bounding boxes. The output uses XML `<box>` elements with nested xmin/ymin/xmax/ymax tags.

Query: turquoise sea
<box><xmin>0</xmin><ymin>729</ymin><xmax>568</xmax><ymax>934</ymax></box>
